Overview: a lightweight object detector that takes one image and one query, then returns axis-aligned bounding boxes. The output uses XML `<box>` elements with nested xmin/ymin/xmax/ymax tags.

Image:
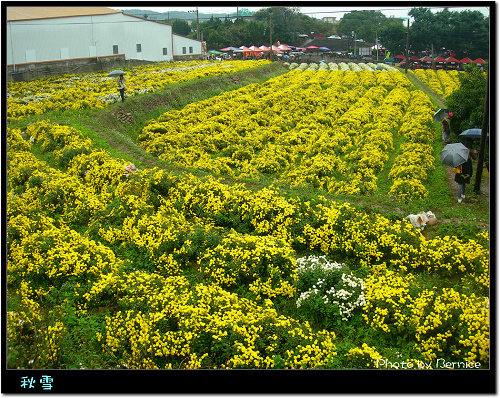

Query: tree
<box><xmin>197</xmin><ymin>7</ymin><xmax>338</xmax><ymax>49</ymax></box>
<box><xmin>446</xmin><ymin>64</ymin><xmax>487</xmax><ymax>136</ymax></box>
<box><xmin>473</xmin><ymin>71</ymin><xmax>489</xmax><ymax>193</ymax></box>
<box><xmin>254</xmin><ymin>7</ymin><xmax>303</xmax><ymax>44</ymax></box>
<box><xmin>409</xmin><ymin>7</ymin><xmax>440</xmax><ymax>52</ymax></box>
<box><xmin>337</xmin><ymin>10</ymin><xmax>386</xmax><ymax>42</ymax></box>
<box><xmin>408</xmin><ymin>7</ymin><xmax>489</xmax><ymax>58</ymax></box>
<box><xmin>378</xmin><ymin>20</ymin><xmax>407</xmax><ymax>55</ymax></box>
<box><xmin>171</xmin><ymin>19</ymin><xmax>191</xmax><ymax>36</ymax></box>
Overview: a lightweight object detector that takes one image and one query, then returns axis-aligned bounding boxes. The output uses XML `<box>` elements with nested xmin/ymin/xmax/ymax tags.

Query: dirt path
<box><xmin>409</xmin><ymin>71</ymin><xmax>489</xmax><ymax>214</ymax></box>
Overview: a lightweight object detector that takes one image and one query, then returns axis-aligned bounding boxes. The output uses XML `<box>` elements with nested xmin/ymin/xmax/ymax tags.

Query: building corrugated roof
<box><xmin>7</xmin><ymin>7</ymin><xmax>122</xmax><ymax>21</ymax></box>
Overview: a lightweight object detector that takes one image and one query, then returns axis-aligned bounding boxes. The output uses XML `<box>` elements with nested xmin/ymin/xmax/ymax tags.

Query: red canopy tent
<box><xmin>473</xmin><ymin>58</ymin><xmax>485</xmax><ymax>64</ymax></box>
<box><xmin>240</xmin><ymin>46</ymin><xmax>265</xmax><ymax>59</ymax></box>
<box><xmin>395</xmin><ymin>55</ymin><xmax>406</xmax><ymax>59</ymax></box>
<box><xmin>420</xmin><ymin>56</ymin><xmax>433</xmax><ymax>69</ymax></box>
<box><xmin>279</xmin><ymin>44</ymin><xmax>293</xmax><ymax>51</ymax></box>
<box><xmin>459</xmin><ymin>57</ymin><xmax>473</xmax><ymax>63</ymax></box>
<box><xmin>446</xmin><ymin>56</ymin><xmax>460</xmax><ymax>70</ymax></box>
<box><xmin>259</xmin><ymin>45</ymin><xmax>271</xmax><ymax>52</ymax></box>
<box><xmin>434</xmin><ymin>56</ymin><xmax>446</xmax><ymax>69</ymax></box>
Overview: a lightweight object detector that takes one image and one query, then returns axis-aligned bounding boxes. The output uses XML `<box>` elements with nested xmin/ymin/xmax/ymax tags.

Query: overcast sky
<box><xmin>113</xmin><ymin>4</ymin><xmax>490</xmax><ymax>21</ymax></box>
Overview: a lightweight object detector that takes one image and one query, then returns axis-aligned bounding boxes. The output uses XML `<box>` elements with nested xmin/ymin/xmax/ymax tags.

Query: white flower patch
<box><xmin>19</xmin><ymin>94</ymin><xmax>52</xmax><ymax>104</ymax></box>
<box><xmin>348</xmin><ymin>62</ymin><xmax>362</xmax><ymax>72</ymax></box>
<box><xmin>96</xmin><ymin>92</ymin><xmax>122</xmax><ymax>104</ymax></box>
<box><xmin>359</xmin><ymin>63</ymin><xmax>376</xmax><ymax>72</ymax></box>
<box><xmin>338</xmin><ymin>62</ymin><xmax>350</xmax><ymax>72</ymax></box>
<box><xmin>295</xmin><ymin>255</ymin><xmax>366</xmax><ymax>321</ymax></box>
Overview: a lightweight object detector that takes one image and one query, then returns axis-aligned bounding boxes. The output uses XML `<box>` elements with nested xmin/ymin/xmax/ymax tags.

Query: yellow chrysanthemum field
<box><xmin>7</xmin><ymin>60</ymin><xmax>489</xmax><ymax>374</ymax></box>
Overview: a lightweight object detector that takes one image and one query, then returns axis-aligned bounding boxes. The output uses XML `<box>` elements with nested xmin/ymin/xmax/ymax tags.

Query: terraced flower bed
<box><xmin>7</xmin><ymin>60</ymin><xmax>489</xmax><ymax>372</ymax></box>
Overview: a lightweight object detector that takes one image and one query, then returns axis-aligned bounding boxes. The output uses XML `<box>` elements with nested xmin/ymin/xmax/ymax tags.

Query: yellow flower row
<box><xmin>87</xmin><ymin>271</ymin><xmax>337</xmax><ymax>369</ymax></box>
<box><xmin>7</xmin><ymin>60</ymin><xmax>270</xmax><ymax>120</ymax></box>
<box><xmin>139</xmin><ymin>68</ymin><xmax>422</xmax><ymax>197</ymax></box>
<box><xmin>388</xmin><ymin>90</ymin><xmax>437</xmax><ymax>202</ymax></box>
<box><xmin>363</xmin><ymin>265</ymin><xmax>489</xmax><ymax>364</ymax></box>
<box><xmin>411</xmin><ymin>69</ymin><xmax>461</xmax><ymax>98</ymax></box>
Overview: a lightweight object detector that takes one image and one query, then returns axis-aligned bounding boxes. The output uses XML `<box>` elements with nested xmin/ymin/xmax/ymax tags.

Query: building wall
<box><xmin>7</xmin><ymin>12</ymin><xmax>202</xmax><ymax>67</ymax></box>
<box><xmin>6</xmin><ymin>55</ymin><xmax>154</xmax><ymax>82</ymax></box>
<box><xmin>172</xmin><ymin>34</ymin><xmax>202</xmax><ymax>60</ymax></box>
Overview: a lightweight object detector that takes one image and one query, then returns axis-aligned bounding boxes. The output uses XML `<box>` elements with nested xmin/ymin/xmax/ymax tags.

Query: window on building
<box><xmin>182</xmin><ymin>47</ymin><xmax>187</xmax><ymax>54</ymax></box>
<box><xmin>163</xmin><ymin>48</ymin><xmax>168</xmax><ymax>56</ymax></box>
<box><xmin>136</xmin><ymin>44</ymin><xmax>142</xmax><ymax>53</ymax></box>
<box><xmin>189</xmin><ymin>47</ymin><xmax>193</xmax><ymax>54</ymax></box>
<box><xmin>113</xmin><ymin>45</ymin><xmax>119</xmax><ymax>55</ymax></box>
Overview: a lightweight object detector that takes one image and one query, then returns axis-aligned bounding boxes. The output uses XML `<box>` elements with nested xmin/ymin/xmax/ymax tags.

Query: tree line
<box><xmin>170</xmin><ymin>7</ymin><xmax>336</xmax><ymax>49</ymax></box>
<box><xmin>167</xmin><ymin>7</ymin><xmax>489</xmax><ymax>59</ymax></box>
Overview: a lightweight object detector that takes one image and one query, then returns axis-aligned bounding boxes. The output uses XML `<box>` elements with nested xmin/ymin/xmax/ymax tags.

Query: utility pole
<box><xmin>354</xmin><ymin>32</ymin><xmax>357</xmax><ymax>57</ymax></box>
<box><xmin>473</xmin><ymin>70</ymin><xmax>489</xmax><ymax>194</ymax></box>
<box><xmin>352</xmin><ymin>31</ymin><xmax>356</xmax><ymax>57</ymax></box>
<box><xmin>188</xmin><ymin>8</ymin><xmax>200</xmax><ymax>40</ymax></box>
<box><xmin>431</xmin><ymin>43</ymin><xmax>435</xmax><ymax>69</ymax></box>
<box><xmin>270</xmin><ymin>15</ymin><xmax>273</xmax><ymax>61</ymax></box>
<box><xmin>196</xmin><ymin>8</ymin><xmax>200</xmax><ymax>41</ymax></box>
<box><xmin>405</xmin><ymin>17</ymin><xmax>409</xmax><ymax>73</ymax></box>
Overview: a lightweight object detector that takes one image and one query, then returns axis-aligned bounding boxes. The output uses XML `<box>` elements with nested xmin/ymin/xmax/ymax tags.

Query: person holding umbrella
<box><xmin>107</xmin><ymin>70</ymin><xmax>127</xmax><ymax>102</ymax></box>
<box><xmin>452</xmin><ymin>141</ymin><xmax>476</xmax><ymax>203</ymax></box>
<box><xmin>117</xmin><ymin>75</ymin><xmax>126</xmax><ymax>102</ymax></box>
<box><xmin>440</xmin><ymin>142</ymin><xmax>476</xmax><ymax>203</ymax></box>
<box><xmin>441</xmin><ymin>112</ymin><xmax>453</xmax><ymax>145</ymax></box>
<box><xmin>454</xmin><ymin>156</ymin><xmax>472</xmax><ymax>203</ymax></box>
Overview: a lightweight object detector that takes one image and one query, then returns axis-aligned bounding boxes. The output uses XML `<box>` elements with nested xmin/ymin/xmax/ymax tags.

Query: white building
<box><xmin>6</xmin><ymin>6</ymin><xmax>203</xmax><ymax>68</ymax></box>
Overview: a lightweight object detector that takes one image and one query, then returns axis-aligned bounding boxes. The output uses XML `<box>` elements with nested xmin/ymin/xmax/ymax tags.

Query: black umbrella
<box><xmin>440</xmin><ymin>143</ymin><xmax>470</xmax><ymax>168</ymax></box>
<box><xmin>433</xmin><ymin>108</ymin><xmax>449</xmax><ymax>122</ymax></box>
<box><xmin>459</xmin><ymin>128</ymin><xmax>488</xmax><ymax>138</ymax></box>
